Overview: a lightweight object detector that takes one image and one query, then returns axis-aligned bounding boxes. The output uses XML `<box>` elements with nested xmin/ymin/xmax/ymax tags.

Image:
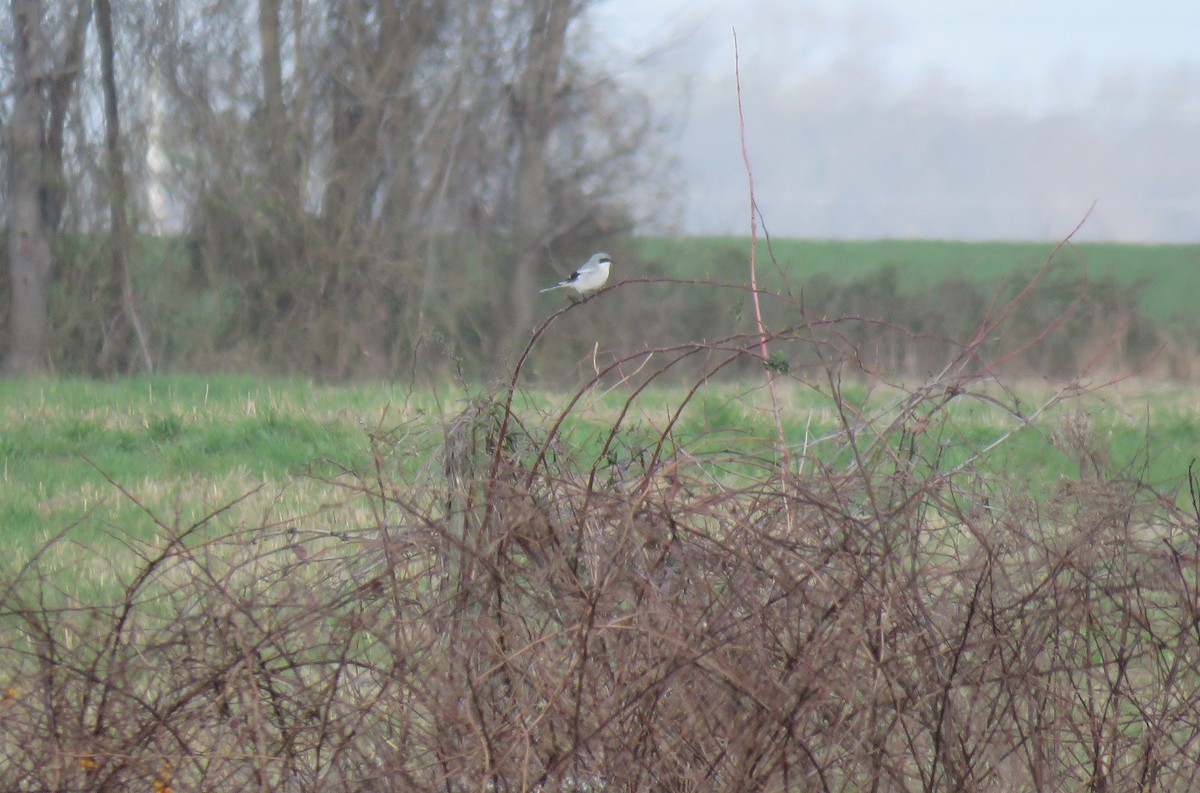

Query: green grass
<box><xmin>634</xmin><ymin>237</ymin><xmax>1200</xmax><ymax>323</ymax></box>
<box><xmin>3</xmin><ymin>374</ymin><xmax>1197</xmax><ymax>600</ymax></box>
<box><xmin>0</xmin><ymin>376</ymin><xmax>431</xmax><ymax>589</ymax></box>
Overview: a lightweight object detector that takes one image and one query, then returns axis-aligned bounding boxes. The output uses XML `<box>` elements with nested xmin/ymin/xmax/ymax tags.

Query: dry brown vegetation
<box><xmin>3</xmin><ymin>265</ymin><xmax>1200</xmax><ymax>792</ymax></box>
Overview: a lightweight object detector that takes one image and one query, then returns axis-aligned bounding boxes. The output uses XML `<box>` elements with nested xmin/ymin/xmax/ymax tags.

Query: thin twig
<box><xmin>734</xmin><ymin>29</ymin><xmax>792</xmax><ymax>486</ymax></box>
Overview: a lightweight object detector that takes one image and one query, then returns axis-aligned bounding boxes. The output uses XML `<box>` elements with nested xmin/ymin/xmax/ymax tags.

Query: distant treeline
<box><xmin>7</xmin><ymin>234</ymin><xmax>1197</xmax><ymax>381</ymax></box>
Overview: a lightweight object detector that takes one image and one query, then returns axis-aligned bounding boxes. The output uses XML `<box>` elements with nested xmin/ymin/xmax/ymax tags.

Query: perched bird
<box><xmin>539</xmin><ymin>252</ymin><xmax>613</xmax><ymax>298</ymax></box>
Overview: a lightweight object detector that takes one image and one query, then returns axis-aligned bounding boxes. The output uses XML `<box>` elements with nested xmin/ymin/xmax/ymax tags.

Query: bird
<box><xmin>539</xmin><ymin>252</ymin><xmax>613</xmax><ymax>298</ymax></box>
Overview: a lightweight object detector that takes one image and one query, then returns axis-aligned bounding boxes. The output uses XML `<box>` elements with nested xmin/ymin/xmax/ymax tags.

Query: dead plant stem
<box><xmin>734</xmin><ymin>30</ymin><xmax>791</xmax><ymax>487</ymax></box>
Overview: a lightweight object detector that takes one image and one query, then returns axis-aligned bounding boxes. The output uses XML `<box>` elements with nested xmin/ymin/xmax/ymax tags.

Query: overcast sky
<box><xmin>590</xmin><ymin>0</ymin><xmax>1200</xmax><ymax>241</ymax></box>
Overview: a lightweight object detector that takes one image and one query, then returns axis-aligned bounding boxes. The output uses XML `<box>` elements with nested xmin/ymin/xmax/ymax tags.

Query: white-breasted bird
<box><xmin>539</xmin><ymin>252</ymin><xmax>613</xmax><ymax>298</ymax></box>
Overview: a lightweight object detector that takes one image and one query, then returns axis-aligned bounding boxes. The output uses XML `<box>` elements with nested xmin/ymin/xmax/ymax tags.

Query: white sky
<box><xmin>589</xmin><ymin>0</ymin><xmax>1200</xmax><ymax>240</ymax></box>
<box><xmin>594</xmin><ymin>0</ymin><xmax>1200</xmax><ymax>109</ymax></box>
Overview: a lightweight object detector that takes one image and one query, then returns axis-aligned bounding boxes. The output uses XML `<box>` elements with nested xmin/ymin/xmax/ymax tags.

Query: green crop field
<box><xmin>634</xmin><ymin>236</ymin><xmax>1200</xmax><ymax>322</ymax></box>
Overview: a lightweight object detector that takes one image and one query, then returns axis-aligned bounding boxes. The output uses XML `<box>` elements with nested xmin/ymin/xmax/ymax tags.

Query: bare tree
<box><xmin>151</xmin><ymin>0</ymin><xmax>663</xmax><ymax>376</ymax></box>
<box><xmin>1</xmin><ymin>0</ymin><xmax>668</xmax><ymax>377</ymax></box>
<box><xmin>3</xmin><ymin>0</ymin><xmax>89</xmax><ymax>374</ymax></box>
<box><xmin>256</xmin><ymin>0</ymin><xmax>299</xmax><ymax>212</ymax></box>
<box><xmin>94</xmin><ymin>0</ymin><xmax>152</xmax><ymax>373</ymax></box>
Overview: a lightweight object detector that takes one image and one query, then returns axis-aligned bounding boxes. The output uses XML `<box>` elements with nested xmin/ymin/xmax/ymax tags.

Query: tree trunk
<box><xmin>95</xmin><ymin>0</ymin><xmax>152</xmax><ymax>373</ymax></box>
<box><xmin>257</xmin><ymin>0</ymin><xmax>299</xmax><ymax>210</ymax></box>
<box><xmin>4</xmin><ymin>0</ymin><xmax>90</xmax><ymax>375</ymax></box>
<box><xmin>43</xmin><ymin>0</ymin><xmax>90</xmax><ymax>231</ymax></box>
<box><xmin>5</xmin><ymin>0</ymin><xmax>53</xmax><ymax>374</ymax></box>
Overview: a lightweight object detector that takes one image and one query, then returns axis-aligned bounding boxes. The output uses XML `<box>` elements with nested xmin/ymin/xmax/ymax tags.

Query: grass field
<box><xmin>635</xmin><ymin>236</ymin><xmax>1200</xmax><ymax>322</ymax></box>
<box><xmin>0</xmin><ymin>377</ymin><xmax>409</xmax><ymax>589</ymax></box>
<box><xmin>4</xmin><ymin>373</ymin><xmax>1198</xmax><ymax>581</ymax></box>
